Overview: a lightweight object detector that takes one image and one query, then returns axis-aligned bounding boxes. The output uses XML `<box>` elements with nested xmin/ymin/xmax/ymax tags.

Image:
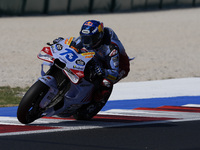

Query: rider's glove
<box><xmin>53</xmin><ymin>37</ymin><xmax>64</xmax><ymax>44</ymax></box>
<box><xmin>95</xmin><ymin>65</ymin><xmax>105</xmax><ymax>77</ymax></box>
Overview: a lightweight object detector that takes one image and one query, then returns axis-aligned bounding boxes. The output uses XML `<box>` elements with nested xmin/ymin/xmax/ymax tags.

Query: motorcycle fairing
<box><xmin>37</xmin><ymin>39</ymin><xmax>95</xmax><ymax>84</ymax></box>
<box><xmin>45</xmin><ymin>79</ymin><xmax>94</xmax><ymax>117</ymax></box>
<box><xmin>37</xmin><ymin>47</ymin><xmax>54</xmax><ymax>63</ymax></box>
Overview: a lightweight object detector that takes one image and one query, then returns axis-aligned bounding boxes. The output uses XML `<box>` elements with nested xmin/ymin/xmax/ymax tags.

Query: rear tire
<box><xmin>73</xmin><ymin>101</ymin><xmax>107</xmax><ymax>120</ymax></box>
<box><xmin>17</xmin><ymin>81</ymin><xmax>49</xmax><ymax>124</ymax></box>
<box><xmin>73</xmin><ymin>87</ymin><xmax>112</xmax><ymax>120</ymax></box>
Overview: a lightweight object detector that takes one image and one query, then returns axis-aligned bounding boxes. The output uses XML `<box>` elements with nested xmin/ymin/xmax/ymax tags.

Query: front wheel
<box><xmin>17</xmin><ymin>81</ymin><xmax>49</xmax><ymax>124</ymax></box>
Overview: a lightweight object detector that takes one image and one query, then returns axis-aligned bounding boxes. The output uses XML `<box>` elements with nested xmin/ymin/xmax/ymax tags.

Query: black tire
<box><xmin>73</xmin><ymin>101</ymin><xmax>107</xmax><ymax>120</ymax></box>
<box><xmin>73</xmin><ymin>87</ymin><xmax>112</xmax><ymax>120</ymax></box>
<box><xmin>17</xmin><ymin>80</ymin><xmax>49</xmax><ymax>124</ymax></box>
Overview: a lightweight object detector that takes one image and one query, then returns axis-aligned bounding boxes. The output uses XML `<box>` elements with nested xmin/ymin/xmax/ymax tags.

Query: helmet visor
<box><xmin>81</xmin><ymin>35</ymin><xmax>92</xmax><ymax>45</ymax></box>
<box><xmin>81</xmin><ymin>33</ymin><xmax>100</xmax><ymax>49</ymax></box>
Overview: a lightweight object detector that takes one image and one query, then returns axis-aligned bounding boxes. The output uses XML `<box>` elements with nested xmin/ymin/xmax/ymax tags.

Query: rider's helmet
<box><xmin>80</xmin><ymin>20</ymin><xmax>104</xmax><ymax>49</ymax></box>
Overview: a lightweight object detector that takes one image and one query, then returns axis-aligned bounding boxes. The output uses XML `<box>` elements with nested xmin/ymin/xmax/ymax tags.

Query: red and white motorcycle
<box><xmin>17</xmin><ymin>37</ymin><xmax>112</xmax><ymax>124</ymax></box>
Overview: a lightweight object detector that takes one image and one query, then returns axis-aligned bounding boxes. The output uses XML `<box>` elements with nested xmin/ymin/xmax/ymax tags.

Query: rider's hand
<box><xmin>95</xmin><ymin>65</ymin><xmax>105</xmax><ymax>77</ymax></box>
<box><xmin>53</xmin><ymin>37</ymin><xmax>64</xmax><ymax>44</ymax></box>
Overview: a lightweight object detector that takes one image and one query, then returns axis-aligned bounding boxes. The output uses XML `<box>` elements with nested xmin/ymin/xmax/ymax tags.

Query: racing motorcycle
<box><xmin>17</xmin><ymin>37</ymin><xmax>112</xmax><ymax>124</ymax></box>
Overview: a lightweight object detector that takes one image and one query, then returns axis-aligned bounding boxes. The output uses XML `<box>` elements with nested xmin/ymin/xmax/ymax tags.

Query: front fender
<box><xmin>38</xmin><ymin>75</ymin><xmax>59</xmax><ymax>108</ymax></box>
<box><xmin>38</xmin><ymin>75</ymin><xmax>57</xmax><ymax>88</ymax></box>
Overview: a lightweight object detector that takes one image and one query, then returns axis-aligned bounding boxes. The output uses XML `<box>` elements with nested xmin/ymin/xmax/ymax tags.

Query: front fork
<box><xmin>38</xmin><ymin>60</ymin><xmax>71</xmax><ymax>108</ymax></box>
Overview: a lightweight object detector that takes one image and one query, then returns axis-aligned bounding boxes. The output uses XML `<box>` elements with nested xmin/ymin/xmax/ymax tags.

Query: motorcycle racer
<box><xmin>50</xmin><ymin>21</ymin><xmax>130</xmax><ymax>118</ymax></box>
<box><xmin>53</xmin><ymin>20</ymin><xmax>130</xmax><ymax>103</ymax></box>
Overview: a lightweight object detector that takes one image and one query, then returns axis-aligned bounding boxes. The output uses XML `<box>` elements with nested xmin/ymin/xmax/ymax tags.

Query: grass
<box><xmin>0</xmin><ymin>86</ymin><xmax>29</xmax><ymax>107</ymax></box>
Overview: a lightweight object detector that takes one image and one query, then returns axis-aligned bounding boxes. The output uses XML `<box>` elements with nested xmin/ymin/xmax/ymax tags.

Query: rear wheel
<box><xmin>17</xmin><ymin>81</ymin><xmax>49</xmax><ymax>124</ymax></box>
<box><xmin>73</xmin><ymin>101</ymin><xmax>107</xmax><ymax>120</ymax></box>
<box><xmin>73</xmin><ymin>87</ymin><xmax>112</xmax><ymax>120</ymax></box>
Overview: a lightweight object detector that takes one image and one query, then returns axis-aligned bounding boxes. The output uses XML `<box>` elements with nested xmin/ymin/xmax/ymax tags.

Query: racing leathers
<box><xmin>75</xmin><ymin>27</ymin><xmax>130</xmax><ymax>85</ymax></box>
<box><xmin>73</xmin><ymin>27</ymin><xmax>130</xmax><ymax>102</ymax></box>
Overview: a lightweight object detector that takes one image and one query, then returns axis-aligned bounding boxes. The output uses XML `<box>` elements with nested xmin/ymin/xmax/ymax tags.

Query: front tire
<box><xmin>17</xmin><ymin>81</ymin><xmax>49</xmax><ymax>124</ymax></box>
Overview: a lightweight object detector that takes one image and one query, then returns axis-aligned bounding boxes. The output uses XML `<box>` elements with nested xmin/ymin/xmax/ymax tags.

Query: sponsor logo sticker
<box><xmin>76</xmin><ymin>59</ymin><xmax>85</xmax><ymax>66</ymax></box>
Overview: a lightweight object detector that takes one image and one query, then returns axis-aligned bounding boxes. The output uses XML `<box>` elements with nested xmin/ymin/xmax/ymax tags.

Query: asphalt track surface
<box><xmin>0</xmin><ymin>120</ymin><xmax>200</xmax><ymax>150</ymax></box>
<box><xmin>1</xmin><ymin>79</ymin><xmax>200</xmax><ymax>150</ymax></box>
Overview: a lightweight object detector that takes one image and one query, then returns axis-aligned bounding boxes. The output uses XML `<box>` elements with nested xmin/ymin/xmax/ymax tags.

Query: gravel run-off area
<box><xmin>0</xmin><ymin>8</ymin><xmax>200</xmax><ymax>88</ymax></box>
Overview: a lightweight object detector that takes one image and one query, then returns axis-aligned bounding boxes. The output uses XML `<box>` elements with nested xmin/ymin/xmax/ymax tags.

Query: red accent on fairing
<box><xmin>42</xmin><ymin>47</ymin><xmax>53</xmax><ymax>56</ymax></box>
<box><xmin>37</xmin><ymin>47</ymin><xmax>54</xmax><ymax>63</ymax></box>
<box><xmin>70</xmin><ymin>69</ymin><xmax>84</xmax><ymax>78</ymax></box>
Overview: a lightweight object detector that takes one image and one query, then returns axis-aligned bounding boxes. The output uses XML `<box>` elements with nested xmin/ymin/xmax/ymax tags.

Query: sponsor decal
<box><xmin>76</xmin><ymin>59</ymin><xmax>85</xmax><ymax>66</ymax></box>
<box><xmin>42</xmin><ymin>47</ymin><xmax>53</xmax><ymax>56</ymax></box>
<box><xmin>109</xmin><ymin>49</ymin><xmax>118</xmax><ymax>57</ymax></box>
<box><xmin>75</xmin><ymin>71</ymin><xmax>84</xmax><ymax>77</ymax></box>
<box><xmin>92</xmin><ymin>27</ymin><xmax>98</xmax><ymax>33</ymax></box>
<box><xmin>81</xmin><ymin>52</ymin><xmax>95</xmax><ymax>56</ymax></box>
<box><xmin>70</xmin><ymin>46</ymin><xmax>79</xmax><ymax>53</ymax></box>
<box><xmin>85</xmin><ymin>55</ymin><xmax>93</xmax><ymax>59</ymax></box>
<box><xmin>65</xmin><ymin>37</ymin><xmax>74</xmax><ymax>45</ymax></box>
<box><xmin>82</xmin><ymin>30</ymin><xmax>90</xmax><ymax>34</ymax></box>
<box><xmin>107</xmin><ymin>74</ymin><xmax>117</xmax><ymax>81</ymax></box>
<box><xmin>70</xmin><ymin>69</ymin><xmax>84</xmax><ymax>78</ymax></box>
<box><xmin>81</xmin><ymin>52</ymin><xmax>95</xmax><ymax>59</ymax></box>
<box><xmin>64</xmin><ymin>38</ymin><xmax>68</xmax><ymax>44</ymax></box>
<box><xmin>56</xmin><ymin>44</ymin><xmax>63</xmax><ymax>50</ymax></box>
<box><xmin>51</xmin><ymin>45</ymin><xmax>56</xmax><ymax>52</ymax></box>
<box><xmin>60</xmin><ymin>48</ymin><xmax>78</xmax><ymax>62</ymax></box>
<box><xmin>111</xmin><ymin>55</ymin><xmax>119</xmax><ymax>68</ymax></box>
<box><xmin>84</xmin><ymin>21</ymin><xmax>93</xmax><ymax>26</ymax></box>
<box><xmin>73</xmin><ymin>65</ymin><xmax>84</xmax><ymax>70</ymax></box>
